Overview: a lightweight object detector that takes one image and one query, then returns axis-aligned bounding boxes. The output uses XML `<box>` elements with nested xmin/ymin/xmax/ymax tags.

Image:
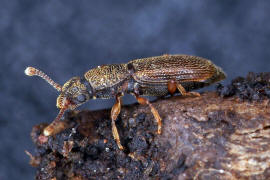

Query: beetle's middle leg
<box><xmin>111</xmin><ymin>93</ymin><xmax>124</xmax><ymax>150</ymax></box>
<box><xmin>168</xmin><ymin>80</ymin><xmax>200</xmax><ymax>97</ymax></box>
<box><xmin>133</xmin><ymin>93</ymin><xmax>162</xmax><ymax>134</ymax></box>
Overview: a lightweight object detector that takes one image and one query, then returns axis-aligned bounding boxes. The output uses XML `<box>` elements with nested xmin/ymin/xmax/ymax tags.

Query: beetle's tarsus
<box><xmin>111</xmin><ymin>120</ymin><xmax>124</xmax><ymax>150</ymax></box>
<box><xmin>175</xmin><ymin>81</ymin><xmax>201</xmax><ymax>97</ymax></box>
<box><xmin>186</xmin><ymin>91</ymin><xmax>201</xmax><ymax>97</ymax></box>
<box><xmin>43</xmin><ymin>121</ymin><xmax>68</xmax><ymax>136</ymax></box>
<box><xmin>133</xmin><ymin>93</ymin><xmax>162</xmax><ymax>134</ymax></box>
<box><xmin>111</xmin><ymin>94</ymin><xmax>124</xmax><ymax>150</ymax></box>
<box><xmin>43</xmin><ymin>108</ymin><xmax>68</xmax><ymax>136</ymax></box>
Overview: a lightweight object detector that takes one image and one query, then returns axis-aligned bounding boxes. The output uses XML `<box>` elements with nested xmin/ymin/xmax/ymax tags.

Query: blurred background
<box><xmin>1</xmin><ymin>0</ymin><xmax>270</xmax><ymax>179</ymax></box>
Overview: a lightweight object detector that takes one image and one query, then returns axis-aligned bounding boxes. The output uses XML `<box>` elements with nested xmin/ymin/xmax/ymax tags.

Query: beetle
<box><xmin>25</xmin><ymin>54</ymin><xmax>226</xmax><ymax>150</ymax></box>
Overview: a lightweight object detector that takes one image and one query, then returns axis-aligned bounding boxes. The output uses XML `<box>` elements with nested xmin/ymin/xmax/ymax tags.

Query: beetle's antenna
<box><xmin>24</xmin><ymin>67</ymin><xmax>62</xmax><ymax>92</ymax></box>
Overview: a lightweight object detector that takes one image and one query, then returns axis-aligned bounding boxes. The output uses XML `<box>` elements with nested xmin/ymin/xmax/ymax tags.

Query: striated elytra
<box><xmin>25</xmin><ymin>54</ymin><xmax>226</xmax><ymax>150</ymax></box>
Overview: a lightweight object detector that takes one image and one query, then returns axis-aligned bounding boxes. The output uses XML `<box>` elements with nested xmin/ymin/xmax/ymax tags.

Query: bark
<box><xmin>28</xmin><ymin>72</ymin><xmax>270</xmax><ymax>180</ymax></box>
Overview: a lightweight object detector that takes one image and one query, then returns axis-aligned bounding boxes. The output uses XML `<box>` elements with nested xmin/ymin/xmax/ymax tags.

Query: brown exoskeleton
<box><xmin>25</xmin><ymin>54</ymin><xmax>226</xmax><ymax>150</ymax></box>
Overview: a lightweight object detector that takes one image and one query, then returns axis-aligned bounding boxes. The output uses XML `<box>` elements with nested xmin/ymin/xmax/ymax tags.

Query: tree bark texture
<box><xmin>29</xmin><ymin>72</ymin><xmax>270</xmax><ymax>180</ymax></box>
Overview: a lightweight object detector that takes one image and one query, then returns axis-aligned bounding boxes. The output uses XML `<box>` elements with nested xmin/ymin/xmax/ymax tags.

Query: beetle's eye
<box><xmin>71</xmin><ymin>87</ymin><xmax>78</xmax><ymax>93</ymax></box>
<box><xmin>76</xmin><ymin>94</ymin><xmax>86</xmax><ymax>103</ymax></box>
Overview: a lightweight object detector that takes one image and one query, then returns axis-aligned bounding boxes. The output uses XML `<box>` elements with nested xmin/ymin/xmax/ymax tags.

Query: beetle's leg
<box><xmin>111</xmin><ymin>94</ymin><xmax>124</xmax><ymax>150</ymax></box>
<box><xmin>43</xmin><ymin>107</ymin><xmax>68</xmax><ymax>136</ymax></box>
<box><xmin>168</xmin><ymin>80</ymin><xmax>200</xmax><ymax>97</ymax></box>
<box><xmin>176</xmin><ymin>83</ymin><xmax>200</xmax><ymax>97</ymax></box>
<box><xmin>133</xmin><ymin>93</ymin><xmax>162</xmax><ymax>134</ymax></box>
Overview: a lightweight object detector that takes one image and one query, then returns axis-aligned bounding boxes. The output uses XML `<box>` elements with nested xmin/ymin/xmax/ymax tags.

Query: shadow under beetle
<box><xmin>25</xmin><ymin>54</ymin><xmax>226</xmax><ymax>150</ymax></box>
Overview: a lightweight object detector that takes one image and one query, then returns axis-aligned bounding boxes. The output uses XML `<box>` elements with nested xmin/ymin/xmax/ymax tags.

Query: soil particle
<box><xmin>217</xmin><ymin>72</ymin><xmax>270</xmax><ymax>101</ymax></box>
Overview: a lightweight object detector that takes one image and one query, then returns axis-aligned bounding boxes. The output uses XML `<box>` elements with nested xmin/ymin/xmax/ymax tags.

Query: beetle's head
<box><xmin>57</xmin><ymin>77</ymin><xmax>90</xmax><ymax>110</ymax></box>
<box><xmin>24</xmin><ymin>67</ymin><xmax>91</xmax><ymax>124</ymax></box>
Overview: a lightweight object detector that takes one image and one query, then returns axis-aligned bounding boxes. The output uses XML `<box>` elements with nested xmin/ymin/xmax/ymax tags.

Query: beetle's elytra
<box><xmin>25</xmin><ymin>54</ymin><xmax>226</xmax><ymax>150</ymax></box>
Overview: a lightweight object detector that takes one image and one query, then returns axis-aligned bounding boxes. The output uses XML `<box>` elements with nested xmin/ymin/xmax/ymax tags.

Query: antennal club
<box><xmin>24</xmin><ymin>67</ymin><xmax>62</xmax><ymax>92</ymax></box>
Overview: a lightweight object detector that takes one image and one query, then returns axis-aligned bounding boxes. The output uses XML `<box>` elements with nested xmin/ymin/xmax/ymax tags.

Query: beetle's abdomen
<box><xmin>130</xmin><ymin>55</ymin><xmax>225</xmax><ymax>85</ymax></box>
<box><xmin>84</xmin><ymin>64</ymin><xmax>129</xmax><ymax>90</ymax></box>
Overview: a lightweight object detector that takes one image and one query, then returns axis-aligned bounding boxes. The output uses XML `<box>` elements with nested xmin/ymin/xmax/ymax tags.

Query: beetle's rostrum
<box><xmin>25</xmin><ymin>54</ymin><xmax>226</xmax><ymax>150</ymax></box>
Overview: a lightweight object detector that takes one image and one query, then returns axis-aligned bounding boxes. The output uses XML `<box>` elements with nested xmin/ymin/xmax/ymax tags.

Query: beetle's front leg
<box><xmin>168</xmin><ymin>80</ymin><xmax>200</xmax><ymax>97</ymax></box>
<box><xmin>111</xmin><ymin>93</ymin><xmax>124</xmax><ymax>150</ymax></box>
<box><xmin>133</xmin><ymin>93</ymin><xmax>162</xmax><ymax>134</ymax></box>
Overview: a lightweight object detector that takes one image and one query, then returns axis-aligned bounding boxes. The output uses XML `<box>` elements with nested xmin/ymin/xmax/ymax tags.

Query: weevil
<box><xmin>25</xmin><ymin>54</ymin><xmax>226</xmax><ymax>150</ymax></box>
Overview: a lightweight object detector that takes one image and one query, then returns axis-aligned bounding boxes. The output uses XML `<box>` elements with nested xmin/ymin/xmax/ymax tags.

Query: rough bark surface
<box><xmin>29</xmin><ymin>72</ymin><xmax>270</xmax><ymax>180</ymax></box>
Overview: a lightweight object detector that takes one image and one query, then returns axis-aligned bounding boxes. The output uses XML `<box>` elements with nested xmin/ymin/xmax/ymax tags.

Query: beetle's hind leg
<box><xmin>133</xmin><ymin>93</ymin><xmax>162</xmax><ymax>134</ymax></box>
<box><xmin>111</xmin><ymin>93</ymin><xmax>124</xmax><ymax>150</ymax></box>
<box><xmin>168</xmin><ymin>80</ymin><xmax>200</xmax><ymax>97</ymax></box>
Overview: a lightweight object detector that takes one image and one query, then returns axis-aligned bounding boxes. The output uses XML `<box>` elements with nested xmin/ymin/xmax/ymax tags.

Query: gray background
<box><xmin>1</xmin><ymin>0</ymin><xmax>270</xmax><ymax>179</ymax></box>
